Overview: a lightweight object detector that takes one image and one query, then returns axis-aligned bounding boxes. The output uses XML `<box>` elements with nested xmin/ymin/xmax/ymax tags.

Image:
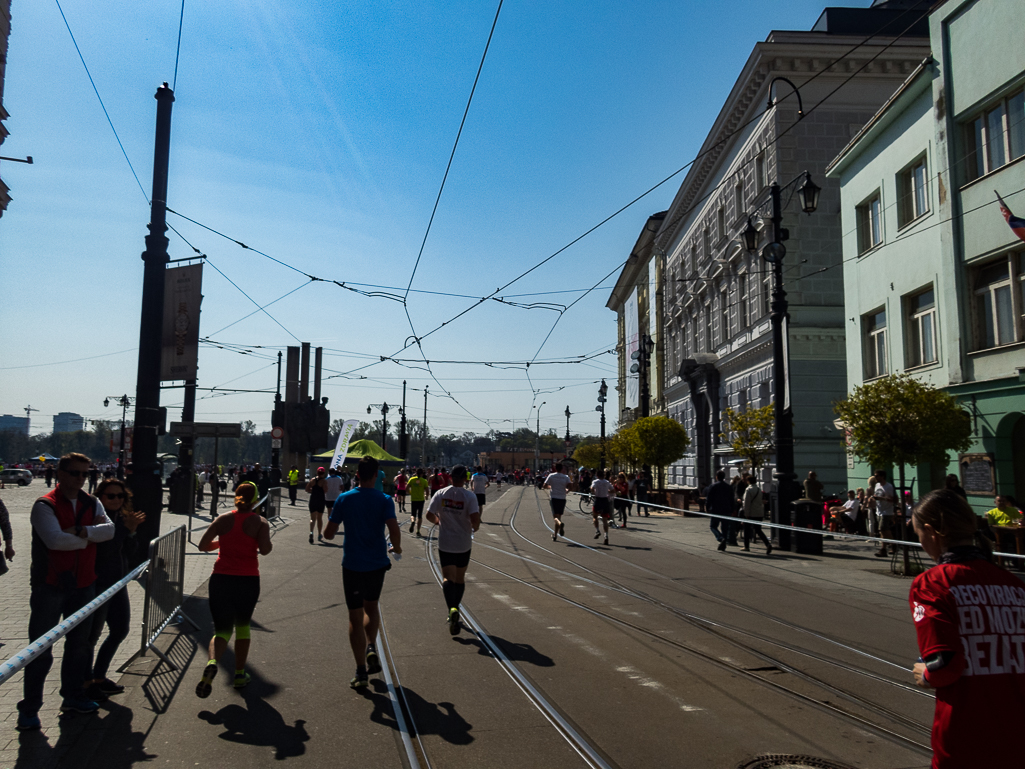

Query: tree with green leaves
<box><xmin>607</xmin><ymin>425</ymin><xmax>642</xmax><ymax>471</ymax></box>
<box><xmin>571</xmin><ymin>440</ymin><xmax>604</xmax><ymax>471</ymax></box>
<box><xmin>834</xmin><ymin>373</ymin><xmax>972</xmax><ymax>573</ymax></box>
<box><xmin>720</xmin><ymin>404</ymin><xmax>775</xmax><ymax>474</ymax></box>
<box><xmin>632</xmin><ymin>415</ymin><xmax>690</xmax><ymax>489</ymax></box>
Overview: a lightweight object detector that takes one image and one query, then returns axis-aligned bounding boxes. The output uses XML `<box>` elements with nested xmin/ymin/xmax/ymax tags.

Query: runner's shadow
<box><xmin>365</xmin><ymin>680</ymin><xmax>473</xmax><ymax>745</ymax></box>
<box><xmin>198</xmin><ymin>688</ymin><xmax>308</xmax><ymax>760</ymax></box>
<box><xmin>452</xmin><ymin>634</ymin><xmax>554</xmax><ymax>667</ymax></box>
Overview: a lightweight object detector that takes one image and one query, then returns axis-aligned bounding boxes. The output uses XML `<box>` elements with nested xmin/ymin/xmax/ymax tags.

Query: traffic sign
<box><xmin>169</xmin><ymin>422</ymin><xmax>242</xmax><ymax>439</ymax></box>
<box><xmin>271</xmin><ymin>426</ymin><xmax>284</xmax><ymax>440</ymax></box>
<box><xmin>271</xmin><ymin>439</ymin><xmax>282</xmax><ymax>448</ymax></box>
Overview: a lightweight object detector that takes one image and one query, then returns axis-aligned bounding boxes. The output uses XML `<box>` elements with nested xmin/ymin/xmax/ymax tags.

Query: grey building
<box><xmin>53</xmin><ymin>412</ymin><xmax>86</xmax><ymax>433</ymax></box>
<box><xmin>0</xmin><ymin>414</ymin><xmax>29</xmax><ymax>435</ymax></box>
<box><xmin>630</xmin><ymin>2</ymin><xmax>931</xmax><ymax>494</ymax></box>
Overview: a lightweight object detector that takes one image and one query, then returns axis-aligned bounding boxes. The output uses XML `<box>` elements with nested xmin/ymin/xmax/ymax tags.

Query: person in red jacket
<box><xmin>17</xmin><ymin>453</ymin><xmax>114</xmax><ymax>731</ymax></box>
<box><xmin>910</xmin><ymin>489</ymin><xmax>1025</xmax><ymax>768</ymax></box>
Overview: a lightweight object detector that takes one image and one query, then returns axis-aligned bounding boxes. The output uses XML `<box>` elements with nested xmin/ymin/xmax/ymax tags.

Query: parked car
<box><xmin>1</xmin><ymin>468</ymin><xmax>33</xmax><ymax>486</ymax></box>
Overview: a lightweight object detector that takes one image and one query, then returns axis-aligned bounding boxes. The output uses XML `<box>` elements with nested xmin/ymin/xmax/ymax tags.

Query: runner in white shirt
<box><xmin>324</xmin><ymin>467</ymin><xmax>344</xmax><ymax>521</ymax></box>
<box><xmin>469</xmin><ymin>466</ymin><xmax>490</xmax><ymax>520</ymax></box>
<box><xmin>543</xmin><ymin>462</ymin><xmax>571</xmax><ymax>542</ymax></box>
<box><xmin>426</xmin><ymin>465</ymin><xmax>480</xmax><ymax>635</ymax></box>
<box><xmin>590</xmin><ymin>469</ymin><xmax>615</xmax><ymax>546</ymax></box>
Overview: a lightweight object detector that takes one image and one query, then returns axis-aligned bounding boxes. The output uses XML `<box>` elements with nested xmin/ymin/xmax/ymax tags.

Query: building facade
<box><xmin>0</xmin><ymin>0</ymin><xmax>12</xmax><ymax>216</ymax></box>
<box><xmin>53</xmin><ymin>412</ymin><xmax>86</xmax><ymax>433</ymax></box>
<box><xmin>0</xmin><ymin>414</ymin><xmax>29</xmax><ymax>435</ymax></box>
<box><xmin>829</xmin><ymin>0</ymin><xmax>1025</xmax><ymax>509</ymax></box>
<box><xmin>641</xmin><ymin>4</ymin><xmax>929</xmax><ymax>494</ymax></box>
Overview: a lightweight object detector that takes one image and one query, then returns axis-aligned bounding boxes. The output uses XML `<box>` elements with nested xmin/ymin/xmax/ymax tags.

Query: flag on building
<box><xmin>996</xmin><ymin>190</ymin><xmax>1025</xmax><ymax>244</ymax></box>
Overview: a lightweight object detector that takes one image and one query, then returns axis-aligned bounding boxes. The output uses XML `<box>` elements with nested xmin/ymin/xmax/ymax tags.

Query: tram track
<box><xmin>476</xmin><ymin>486</ymin><xmax>933</xmax><ymax>754</ymax></box>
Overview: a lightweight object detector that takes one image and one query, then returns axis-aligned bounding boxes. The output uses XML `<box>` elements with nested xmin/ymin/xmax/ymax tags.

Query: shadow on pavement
<box><xmin>364</xmin><ymin>680</ymin><xmax>474</xmax><ymax>745</ymax></box>
<box><xmin>452</xmin><ymin>633</ymin><xmax>554</xmax><ymax>667</ymax></box>
<box><xmin>198</xmin><ymin>692</ymin><xmax>309</xmax><ymax>760</ymax></box>
<box><xmin>141</xmin><ymin>613</ymin><xmax>201</xmax><ymax>714</ymax></box>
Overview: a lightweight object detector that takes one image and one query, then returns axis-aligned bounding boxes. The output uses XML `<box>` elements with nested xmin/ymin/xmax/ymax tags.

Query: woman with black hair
<box><xmin>85</xmin><ymin>478</ymin><xmax>145</xmax><ymax>700</ymax></box>
<box><xmin>910</xmin><ymin>489</ymin><xmax>1025</xmax><ymax>768</ymax></box>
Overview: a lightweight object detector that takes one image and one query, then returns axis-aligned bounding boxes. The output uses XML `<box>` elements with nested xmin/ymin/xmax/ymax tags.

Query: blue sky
<box><xmin>0</xmin><ymin>0</ymin><xmax>862</xmax><ymax>439</ymax></box>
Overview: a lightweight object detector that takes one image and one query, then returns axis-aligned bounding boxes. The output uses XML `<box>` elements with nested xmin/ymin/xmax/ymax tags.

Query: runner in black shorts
<box><xmin>426</xmin><ymin>466</ymin><xmax>480</xmax><ymax>635</ymax></box>
<box><xmin>325</xmin><ymin>456</ymin><xmax>402</xmax><ymax>690</ymax></box>
<box><xmin>469</xmin><ymin>466</ymin><xmax>490</xmax><ymax>521</ymax></box>
<box><xmin>543</xmin><ymin>462</ymin><xmax>571</xmax><ymax>542</ymax></box>
<box><xmin>590</xmin><ymin>469</ymin><xmax>614</xmax><ymax>546</ymax></box>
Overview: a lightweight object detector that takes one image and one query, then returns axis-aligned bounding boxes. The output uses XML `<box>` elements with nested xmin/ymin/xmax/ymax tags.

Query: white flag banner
<box><xmin>331</xmin><ymin>419</ymin><xmax>360</xmax><ymax>470</ymax></box>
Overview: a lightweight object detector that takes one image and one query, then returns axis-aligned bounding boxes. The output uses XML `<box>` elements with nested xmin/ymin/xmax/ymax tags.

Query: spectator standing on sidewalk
<box><xmin>85</xmin><ymin>478</ymin><xmax>145</xmax><ymax>700</ymax></box>
<box><xmin>873</xmin><ymin>470</ymin><xmax>897</xmax><ymax>557</ymax></box>
<box><xmin>803</xmin><ymin>470</ymin><xmax>823</xmax><ymax>502</ymax></box>
<box><xmin>287</xmin><ymin>465</ymin><xmax>300</xmax><ymax>506</ymax></box>
<box><xmin>17</xmin><ymin>453</ymin><xmax>114</xmax><ymax>731</ymax></box>
<box><xmin>0</xmin><ymin>492</ymin><xmax>15</xmax><ymax>579</ymax></box>
<box><xmin>945</xmin><ymin>474</ymin><xmax>967</xmax><ymax>500</ymax></box>
<box><xmin>705</xmin><ymin>470</ymin><xmax>734</xmax><ymax>552</ymax></box>
<box><xmin>741</xmin><ymin>476</ymin><xmax>772</xmax><ymax>554</ymax></box>
<box><xmin>325</xmin><ymin>456</ymin><xmax>402</xmax><ymax>690</ymax></box>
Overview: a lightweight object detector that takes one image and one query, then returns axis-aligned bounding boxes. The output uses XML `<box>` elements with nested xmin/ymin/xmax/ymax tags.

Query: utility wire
<box><xmin>172</xmin><ymin>0</ymin><xmax>186</xmax><ymax>91</ymax></box>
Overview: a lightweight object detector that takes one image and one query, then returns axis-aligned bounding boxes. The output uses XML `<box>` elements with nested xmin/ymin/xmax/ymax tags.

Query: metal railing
<box><xmin>139</xmin><ymin>524</ymin><xmax>198</xmax><ymax>669</ymax></box>
<box><xmin>0</xmin><ymin>561</ymin><xmax>148</xmax><ymax>687</ymax></box>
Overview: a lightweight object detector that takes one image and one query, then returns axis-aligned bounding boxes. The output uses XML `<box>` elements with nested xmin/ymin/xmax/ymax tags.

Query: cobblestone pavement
<box><xmin>0</xmin><ymin>481</ymin><xmax>300</xmax><ymax>768</ymax></box>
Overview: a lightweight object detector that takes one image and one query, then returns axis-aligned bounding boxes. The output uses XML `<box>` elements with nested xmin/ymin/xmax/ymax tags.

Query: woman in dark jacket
<box><xmin>85</xmin><ymin>478</ymin><xmax>145</xmax><ymax>700</ymax></box>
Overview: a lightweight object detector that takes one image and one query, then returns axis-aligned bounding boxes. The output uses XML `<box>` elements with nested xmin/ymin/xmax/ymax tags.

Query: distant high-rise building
<box><xmin>0</xmin><ymin>414</ymin><xmax>29</xmax><ymax>435</ymax></box>
<box><xmin>53</xmin><ymin>412</ymin><xmax>86</xmax><ymax>433</ymax></box>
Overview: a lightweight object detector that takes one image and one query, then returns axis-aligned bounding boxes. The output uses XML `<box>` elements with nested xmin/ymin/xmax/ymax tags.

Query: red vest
<box><xmin>31</xmin><ymin>488</ymin><xmax>99</xmax><ymax>589</ymax></box>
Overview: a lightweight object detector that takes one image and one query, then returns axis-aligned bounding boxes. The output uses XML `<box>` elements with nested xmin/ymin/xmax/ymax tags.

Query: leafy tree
<box><xmin>834</xmin><ymin>373</ymin><xmax>972</xmax><ymax>573</ymax></box>
<box><xmin>719</xmin><ymin>405</ymin><xmax>775</xmax><ymax>473</ymax></box>
<box><xmin>571</xmin><ymin>441</ymin><xmax>604</xmax><ymax>470</ymax></box>
<box><xmin>632</xmin><ymin>415</ymin><xmax>691</xmax><ymax>489</ymax></box>
<box><xmin>607</xmin><ymin>425</ymin><xmax>642</xmax><ymax>471</ymax></box>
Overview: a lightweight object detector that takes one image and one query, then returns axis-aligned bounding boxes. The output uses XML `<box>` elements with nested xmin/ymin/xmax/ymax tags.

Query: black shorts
<box><xmin>475</xmin><ymin>493</ymin><xmax>486</xmax><ymax>508</ymax></box>
<box><xmin>342</xmin><ymin>567</ymin><xmax>388</xmax><ymax>610</ymax></box>
<box><xmin>439</xmin><ymin>549</ymin><xmax>471</xmax><ymax>569</ymax></box>
<box><xmin>208</xmin><ymin>574</ymin><xmax>261</xmax><ymax>633</ymax></box>
<box><xmin>592</xmin><ymin>497</ymin><xmax>611</xmax><ymax>517</ymax></box>
<box><xmin>395</xmin><ymin>489</ymin><xmax>406</xmax><ymax>497</ymax></box>
<box><xmin>550</xmin><ymin>498</ymin><xmax>566</xmax><ymax>517</ymax></box>
<box><xmin>411</xmin><ymin>500</ymin><xmax>424</xmax><ymax>517</ymax></box>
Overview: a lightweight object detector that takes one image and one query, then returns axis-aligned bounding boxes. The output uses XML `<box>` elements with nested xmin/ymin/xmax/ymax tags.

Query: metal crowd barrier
<box><xmin>264</xmin><ymin>486</ymin><xmax>282</xmax><ymax>523</ymax></box>
<box><xmin>139</xmin><ymin>524</ymin><xmax>198</xmax><ymax>669</ymax></box>
<box><xmin>566</xmin><ymin>491</ymin><xmax>1025</xmax><ymax>561</ymax></box>
<box><xmin>0</xmin><ymin>561</ymin><xmax>148</xmax><ymax>687</ymax></box>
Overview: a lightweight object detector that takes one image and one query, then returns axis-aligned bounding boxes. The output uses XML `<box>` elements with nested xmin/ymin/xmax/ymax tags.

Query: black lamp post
<box><xmin>564</xmin><ymin>406</ymin><xmax>571</xmax><ymax>450</ymax></box>
<box><xmin>744</xmin><ymin>170</ymin><xmax>820</xmax><ymax>540</ymax></box>
<box><xmin>629</xmin><ymin>333</ymin><xmax>656</xmax><ymax>418</ymax></box>
<box><xmin>534</xmin><ymin>401</ymin><xmax>546</xmax><ymax>474</ymax></box>
<box><xmin>595</xmin><ymin>380</ymin><xmax>608</xmax><ymax>470</ymax></box>
<box><xmin>104</xmin><ymin>395</ymin><xmax>134</xmax><ymax>479</ymax></box>
<box><xmin>367</xmin><ymin>403</ymin><xmax>390</xmax><ymax>451</ymax></box>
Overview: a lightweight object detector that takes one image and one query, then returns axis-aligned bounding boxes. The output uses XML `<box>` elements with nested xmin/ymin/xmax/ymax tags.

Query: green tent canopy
<box><xmin>312</xmin><ymin>439</ymin><xmax>404</xmax><ymax>466</ymax></box>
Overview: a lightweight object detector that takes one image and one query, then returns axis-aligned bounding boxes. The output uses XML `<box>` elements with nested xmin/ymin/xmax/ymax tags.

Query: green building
<box><xmin>828</xmin><ymin>0</ymin><xmax>1025</xmax><ymax>510</ymax></box>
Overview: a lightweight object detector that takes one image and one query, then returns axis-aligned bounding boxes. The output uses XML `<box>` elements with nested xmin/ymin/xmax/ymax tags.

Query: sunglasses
<box><xmin>62</xmin><ymin>470</ymin><xmax>89</xmax><ymax>478</ymax></box>
<box><xmin>103</xmin><ymin>493</ymin><xmax>126</xmax><ymax>500</ymax></box>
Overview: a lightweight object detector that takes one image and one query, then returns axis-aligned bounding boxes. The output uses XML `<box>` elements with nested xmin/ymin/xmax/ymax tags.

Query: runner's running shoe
<box><xmin>366</xmin><ymin>645</ymin><xmax>382</xmax><ymax>675</ymax></box>
<box><xmin>233</xmin><ymin>671</ymin><xmax>251</xmax><ymax>689</ymax></box>
<box><xmin>448</xmin><ymin>607</ymin><xmax>461</xmax><ymax>635</ymax></box>
<box><xmin>603</xmin><ymin>535</ymin><xmax>609</xmax><ymax>545</ymax></box>
<box><xmin>350</xmin><ymin>672</ymin><xmax>369</xmax><ymax>690</ymax></box>
<box><xmin>409</xmin><ymin>520</ymin><xmax>415</xmax><ymax>533</ymax></box>
<box><xmin>196</xmin><ymin>661</ymin><xmax>218</xmax><ymax>698</ymax></box>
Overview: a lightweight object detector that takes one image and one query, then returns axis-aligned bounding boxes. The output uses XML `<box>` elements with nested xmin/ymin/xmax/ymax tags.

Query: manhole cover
<box><xmin>738</xmin><ymin>757</ymin><xmax>858</xmax><ymax>769</ymax></box>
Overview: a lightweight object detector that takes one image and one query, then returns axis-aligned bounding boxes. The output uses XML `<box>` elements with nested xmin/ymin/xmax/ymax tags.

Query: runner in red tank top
<box><xmin>195</xmin><ymin>482</ymin><xmax>272</xmax><ymax>696</ymax></box>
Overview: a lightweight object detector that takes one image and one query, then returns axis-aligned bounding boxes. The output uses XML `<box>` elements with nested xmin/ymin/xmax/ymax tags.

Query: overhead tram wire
<box><xmin>172</xmin><ymin>0</ymin><xmax>186</xmax><ymax>91</ymax></box>
<box><xmin>54</xmin><ymin>0</ymin><xmax>148</xmax><ymax>203</ymax></box>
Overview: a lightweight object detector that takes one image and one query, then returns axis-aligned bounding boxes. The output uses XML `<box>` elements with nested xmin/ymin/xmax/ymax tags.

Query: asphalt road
<box><xmin>6</xmin><ymin>483</ymin><xmax>942</xmax><ymax>768</ymax></box>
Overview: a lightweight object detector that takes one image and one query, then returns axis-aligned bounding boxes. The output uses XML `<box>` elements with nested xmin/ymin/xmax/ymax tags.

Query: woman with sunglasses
<box><xmin>85</xmin><ymin>479</ymin><xmax>146</xmax><ymax>700</ymax></box>
<box><xmin>195</xmin><ymin>481</ymin><xmax>272</xmax><ymax>696</ymax></box>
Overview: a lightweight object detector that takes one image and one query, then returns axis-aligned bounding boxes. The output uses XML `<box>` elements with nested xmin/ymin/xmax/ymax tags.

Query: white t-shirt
<box><xmin>874</xmin><ymin>482</ymin><xmax>896</xmax><ymax>515</ymax></box>
<box><xmin>470</xmin><ymin>473</ymin><xmax>489</xmax><ymax>494</ymax></box>
<box><xmin>544</xmin><ymin>473</ymin><xmax>570</xmax><ymax>499</ymax></box>
<box><xmin>324</xmin><ymin>475</ymin><xmax>344</xmax><ymax>501</ymax></box>
<box><xmin>842</xmin><ymin>498</ymin><xmax>861</xmax><ymax>521</ymax></box>
<box><xmin>590</xmin><ymin>478</ymin><xmax>614</xmax><ymax>498</ymax></box>
<box><xmin>428</xmin><ymin>486</ymin><xmax>479</xmax><ymax>553</ymax></box>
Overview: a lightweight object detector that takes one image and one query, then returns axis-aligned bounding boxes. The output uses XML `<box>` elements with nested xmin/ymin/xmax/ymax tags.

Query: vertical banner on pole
<box><xmin>625</xmin><ymin>288</ymin><xmax>639</xmax><ymax>409</ymax></box>
<box><xmin>161</xmin><ymin>264</ymin><xmax>203</xmax><ymax>381</ymax></box>
<box><xmin>330</xmin><ymin>419</ymin><xmax>359</xmax><ymax>470</ymax></box>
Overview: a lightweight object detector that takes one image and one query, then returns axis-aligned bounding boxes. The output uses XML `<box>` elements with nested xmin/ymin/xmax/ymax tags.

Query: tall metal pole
<box><xmin>131</xmin><ymin>82</ymin><xmax>174</xmax><ymax>557</ymax></box>
<box><xmin>599</xmin><ymin>380</ymin><xmax>607</xmax><ymax>471</ymax></box>
<box><xmin>400</xmin><ymin>380</ymin><xmax>408</xmax><ymax>461</ymax></box>
<box><xmin>535</xmin><ymin>403</ymin><xmax>544</xmax><ymax>474</ymax></box>
<box><xmin>381</xmin><ymin>403</ymin><xmax>389</xmax><ymax>452</ymax></box>
<box><xmin>118</xmin><ymin>396</ymin><xmax>128</xmax><ymax>479</ymax></box>
<box><xmin>768</xmin><ymin>181</ymin><xmax>797</xmax><ymax>533</ymax></box>
<box><xmin>422</xmin><ymin>386</ymin><xmax>428</xmax><ymax>467</ymax></box>
<box><xmin>177</xmin><ymin>379</ymin><xmax>196</xmax><ymax>515</ymax></box>
<box><xmin>271</xmin><ymin>351</ymin><xmax>283</xmax><ymax>483</ymax></box>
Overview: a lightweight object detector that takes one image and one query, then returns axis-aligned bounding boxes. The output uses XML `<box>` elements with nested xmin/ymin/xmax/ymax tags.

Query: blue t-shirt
<box><xmin>329</xmin><ymin>487</ymin><xmax>396</xmax><ymax>572</ymax></box>
<box><xmin>375</xmin><ymin>469</ymin><xmax>385</xmax><ymax>492</ymax></box>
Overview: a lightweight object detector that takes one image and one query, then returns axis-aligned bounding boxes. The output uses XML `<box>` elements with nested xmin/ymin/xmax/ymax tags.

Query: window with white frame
<box><xmin>897</xmin><ymin>156</ymin><xmax>929</xmax><ymax>228</ymax></box>
<box><xmin>973</xmin><ymin>255</ymin><xmax>1023</xmax><ymax>349</ymax></box>
<box><xmin>964</xmin><ymin>90</ymin><xmax>1025</xmax><ymax>183</ymax></box>
<box><xmin>864</xmin><ymin>309</ymin><xmax>888</xmax><ymax>379</ymax></box>
<box><xmin>738</xmin><ymin>273</ymin><xmax>749</xmax><ymax>329</ymax></box>
<box><xmin>755</xmin><ymin>151</ymin><xmax>767</xmax><ymax>190</ymax></box>
<box><xmin>857</xmin><ymin>191</ymin><xmax>882</xmax><ymax>254</ymax></box>
<box><xmin>906</xmin><ymin>287</ymin><xmax>937</xmax><ymax>367</ymax></box>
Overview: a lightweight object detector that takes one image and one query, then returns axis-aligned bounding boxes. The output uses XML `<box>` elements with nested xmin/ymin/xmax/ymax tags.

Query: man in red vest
<box><xmin>16</xmin><ymin>453</ymin><xmax>114</xmax><ymax>731</ymax></box>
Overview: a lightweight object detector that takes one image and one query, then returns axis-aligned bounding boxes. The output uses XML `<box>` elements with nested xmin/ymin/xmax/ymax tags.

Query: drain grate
<box><xmin>737</xmin><ymin>756</ymin><xmax>858</xmax><ymax>769</ymax></box>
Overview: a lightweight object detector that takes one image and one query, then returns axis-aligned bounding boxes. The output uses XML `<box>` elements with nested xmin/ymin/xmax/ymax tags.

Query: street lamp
<box><xmin>564</xmin><ymin>406</ymin><xmax>571</xmax><ymax>449</ymax></box>
<box><xmin>367</xmin><ymin>402</ymin><xmax>390</xmax><ymax>451</ymax></box>
<box><xmin>595</xmin><ymin>380</ymin><xmax>608</xmax><ymax>470</ymax></box>
<box><xmin>104</xmin><ymin>395</ymin><xmax>134</xmax><ymax>478</ymax></box>
<box><xmin>744</xmin><ymin>169</ymin><xmax>820</xmax><ymax>540</ymax></box>
<box><xmin>629</xmin><ymin>334</ymin><xmax>656</xmax><ymax>418</ymax></box>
